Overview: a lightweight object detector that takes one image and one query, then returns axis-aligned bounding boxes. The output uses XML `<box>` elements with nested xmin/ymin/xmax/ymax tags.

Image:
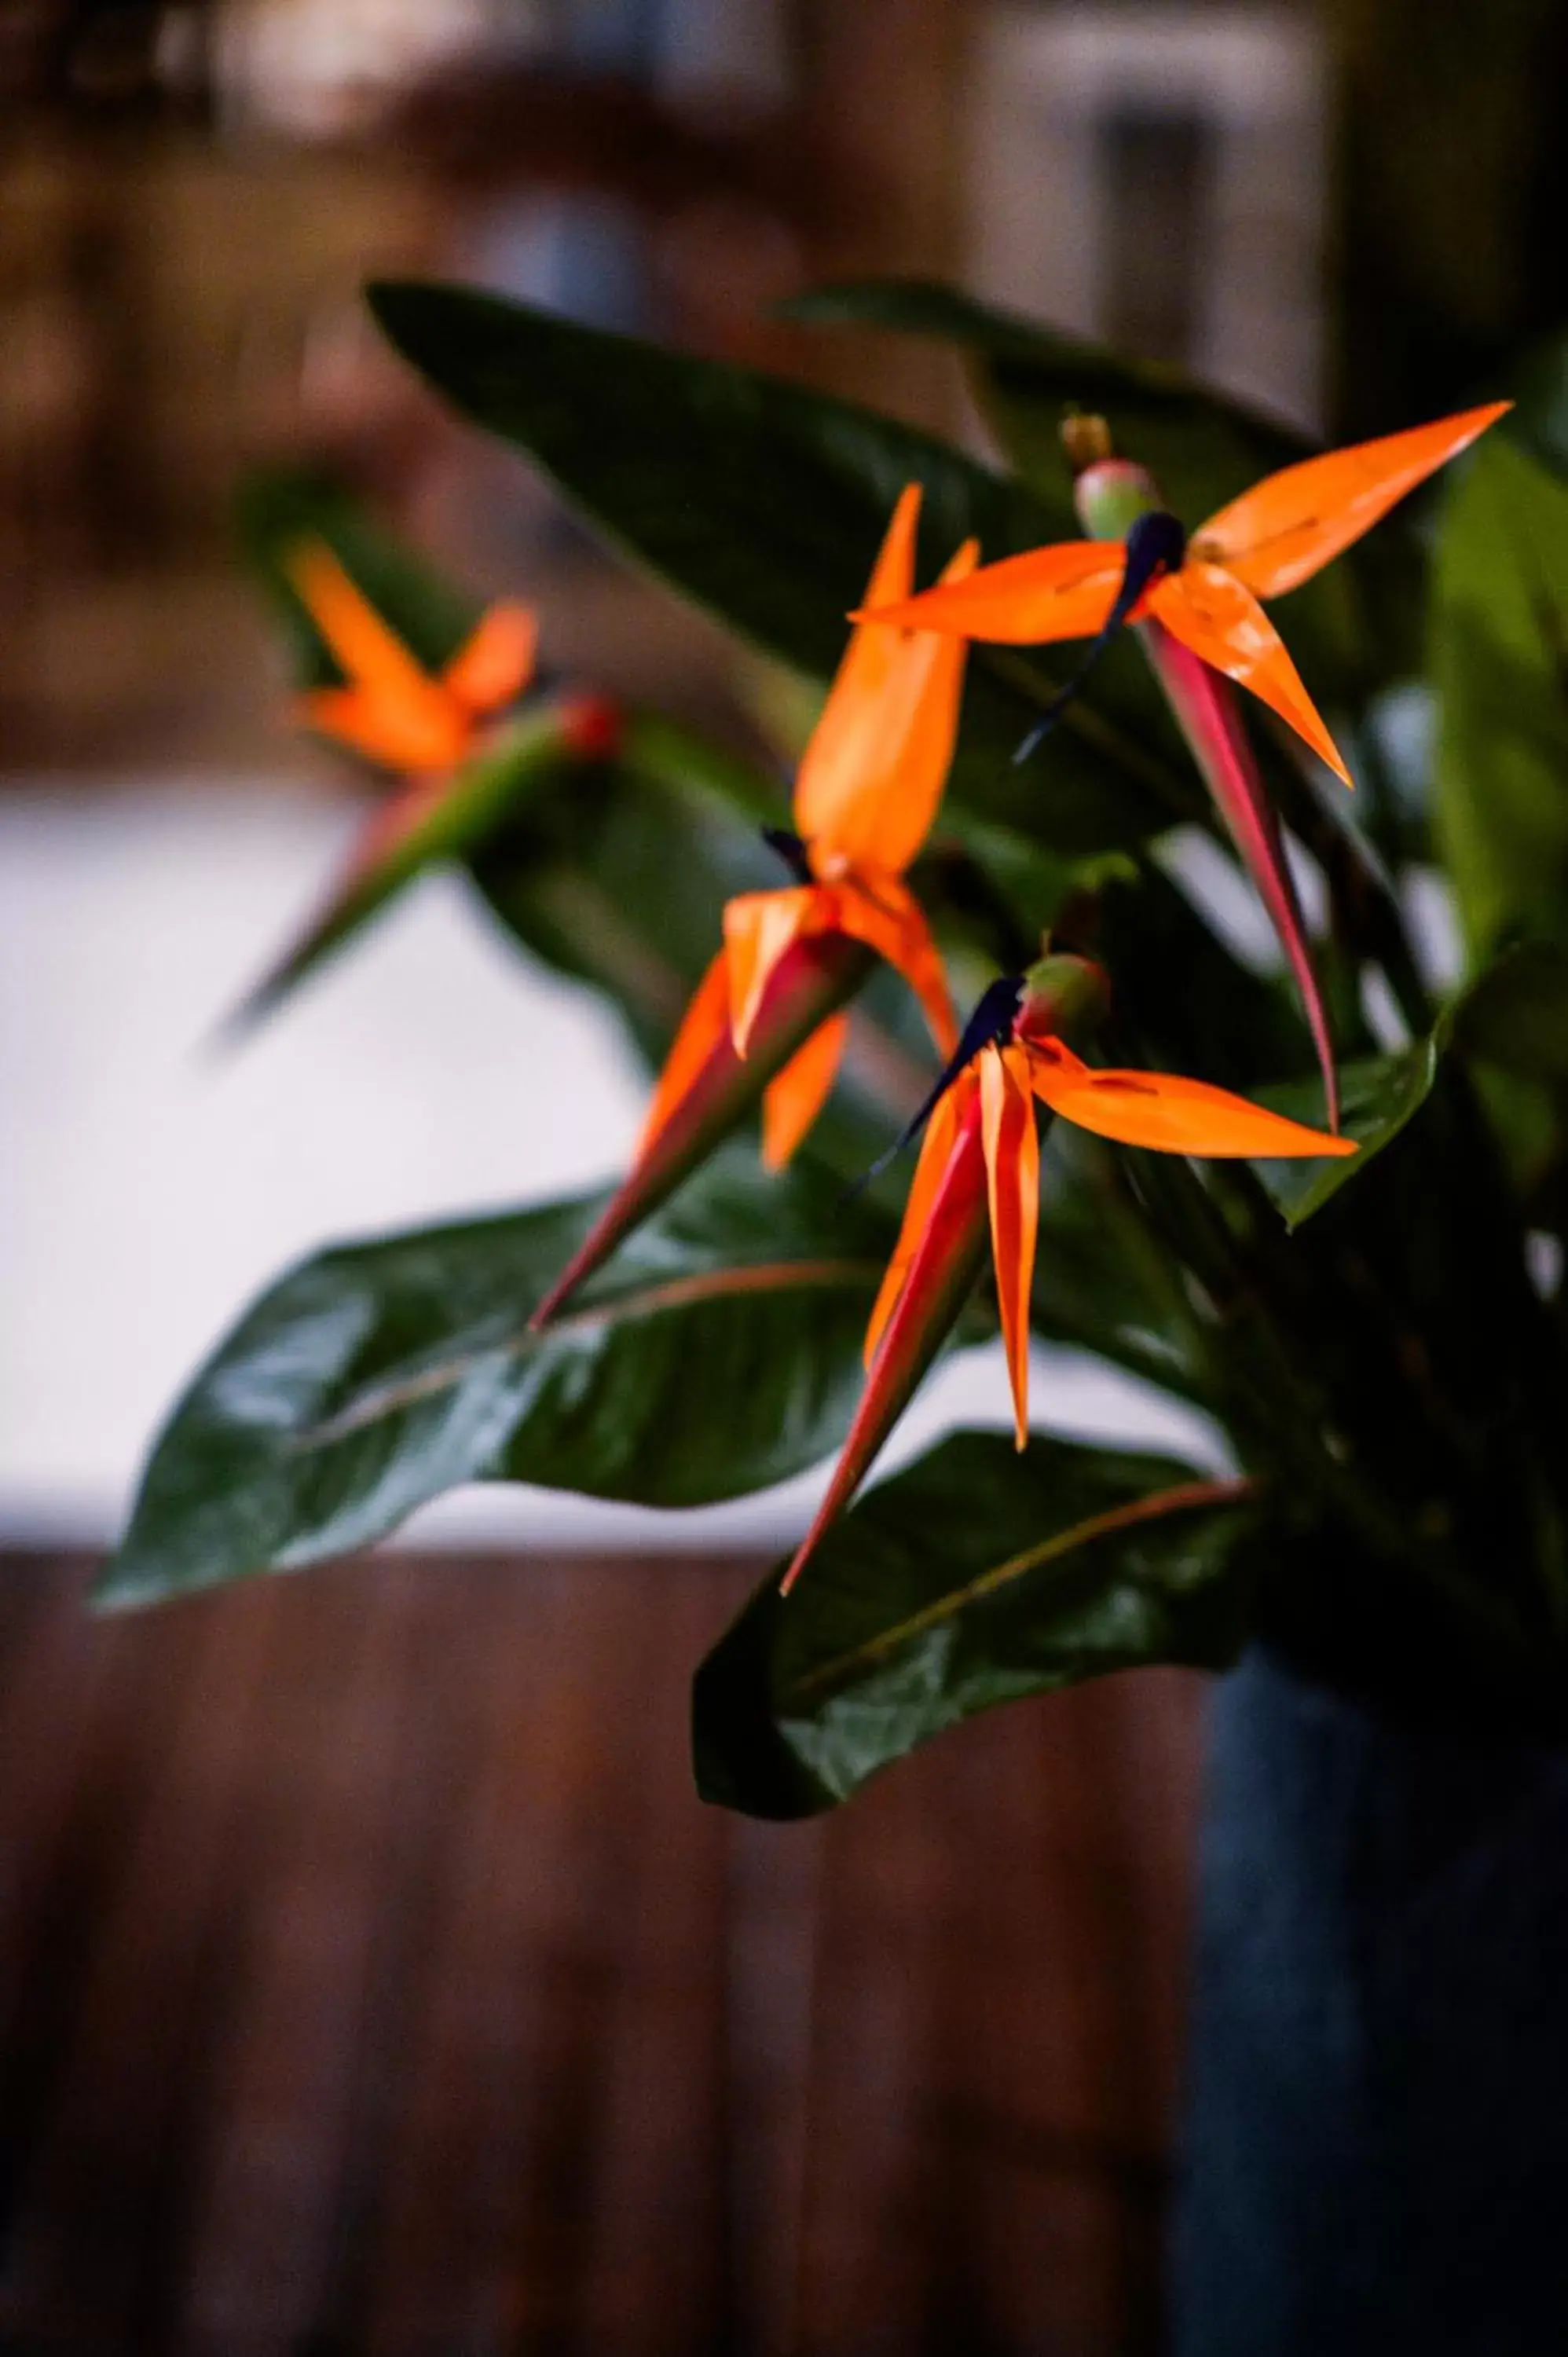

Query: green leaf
<box><xmin>1246</xmin><ymin>937</ymin><xmax>1568</xmax><ymax>1244</ymax></box>
<box><xmin>693</xmin><ymin>1431</ymin><xmax>1255</xmax><ymax>1817</ymax></box>
<box><xmin>100</xmin><ymin>1151</ymin><xmax>896</xmax><ymax>1610</ymax></box>
<box><xmin>1448</xmin><ymin>939</ymin><xmax>1568</xmax><ymax>1083</ymax></box>
<box><xmin>1255</xmin><ymin>1037</ymin><xmax>1440</xmax><ymax>1228</ymax></box>
<box><xmin>786</xmin><ymin>277</ymin><xmax>1312</xmax><ymax>512</ymax></box>
<box><xmin>237</xmin><ymin>467</ymin><xmax>480</xmax><ymax>687</ymax></box>
<box><xmin>1029</xmin><ymin>1134</ymin><xmax>1219</xmax><ymax>1403</ymax></box>
<box><xmin>789</xmin><ymin>277</ymin><xmax>1416</xmax><ymax>700</ymax></box>
<box><xmin>1441</xmin><ymin>938</ymin><xmax>1568</xmax><ymax>1195</ymax></box>
<box><xmin>367</xmin><ymin>279</ymin><xmax>1196</xmax><ymax>854</ymax></box>
<box><xmin>467</xmin><ymin>727</ymin><xmax>779</xmax><ymax>1069</ymax></box>
<box><xmin>1434</xmin><ymin>434</ymin><xmax>1568</xmax><ymax>960</ymax></box>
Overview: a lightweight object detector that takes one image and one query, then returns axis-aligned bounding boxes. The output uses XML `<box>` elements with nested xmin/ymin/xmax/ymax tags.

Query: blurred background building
<box><xmin>2</xmin><ymin>2</ymin><xmax>1567</xmax><ymax>2349</ymax></box>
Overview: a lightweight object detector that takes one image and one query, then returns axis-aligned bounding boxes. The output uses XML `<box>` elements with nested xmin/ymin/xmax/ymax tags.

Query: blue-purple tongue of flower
<box><xmin>1013</xmin><ymin>508</ymin><xmax>1187</xmax><ymax>765</ymax></box>
<box><xmin>847</xmin><ymin>975</ymin><xmax>1026</xmax><ymax>1195</ymax></box>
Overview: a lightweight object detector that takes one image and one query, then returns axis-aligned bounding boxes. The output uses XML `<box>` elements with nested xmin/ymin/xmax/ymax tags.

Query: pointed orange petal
<box><xmin>830</xmin><ymin>878</ymin><xmax>958</xmax><ymax>1056</ymax></box>
<box><xmin>761</xmin><ymin>1011</ymin><xmax>849</xmax><ymax>1169</ymax></box>
<box><xmin>799</xmin><ymin>533</ymin><xmax>979</xmax><ymax>876</ymax></box>
<box><xmin>1192</xmin><ymin>401</ymin><xmax>1511</xmax><ymax>599</ymax></box>
<box><xmin>782</xmin><ymin>1082</ymin><xmax>991</xmax><ymax>1594</ymax></box>
<box><xmin>1026</xmin><ymin>1037</ymin><xmax>1357</xmax><ymax>1159</ymax></box>
<box><xmin>980</xmin><ymin>1043</ymin><xmax>1039</xmax><ymax>1450</ymax></box>
<box><xmin>724</xmin><ymin>887</ymin><xmax>820</xmax><ymax>1054</ymax></box>
<box><xmin>287</xmin><ymin>542</ymin><xmax>469</xmax><ymax>772</ymax></box>
<box><xmin>793</xmin><ymin>488</ymin><xmax>921</xmax><ymax>845</ymax></box>
<box><xmin>441</xmin><ymin>601</ymin><xmax>538</xmax><ymax>713</ymax></box>
<box><xmin>1150</xmin><ymin>566</ymin><xmax>1352</xmax><ymax>786</ymax></box>
<box><xmin>288</xmin><ymin>543</ymin><xmax>429</xmax><ymax>695</ymax></box>
<box><xmin>636</xmin><ymin>948</ymin><xmax>735</xmax><ymax>1158</ymax></box>
<box><xmin>855</xmin><ymin>541</ymin><xmax>1125</xmax><ymax>646</ymax></box>
<box><xmin>531</xmin><ymin>933</ymin><xmax>874</xmax><ymax>1331</ymax></box>
<box><xmin>291</xmin><ymin>685</ymin><xmax>470</xmax><ymax>775</ymax></box>
<box><xmin>862</xmin><ymin>479</ymin><xmax>923</xmax><ymax>609</ymax></box>
<box><xmin>863</xmin><ymin>1078</ymin><xmax>973</xmax><ymax>1366</ymax></box>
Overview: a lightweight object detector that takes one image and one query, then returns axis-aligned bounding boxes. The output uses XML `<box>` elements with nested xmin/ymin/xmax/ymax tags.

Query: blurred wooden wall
<box><xmin>0</xmin><ymin>1549</ymin><xmax>1205</xmax><ymax>2356</ymax></box>
<box><xmin>0</xmin><ymin>0</ymin><xmax>976</xmax><ymax>775</ymax></box>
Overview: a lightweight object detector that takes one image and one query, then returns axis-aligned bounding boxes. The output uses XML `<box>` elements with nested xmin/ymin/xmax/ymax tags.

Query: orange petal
<box><xmin>287</xmin><ymin>542</ymin><xmax>468</xmax><ymax>774</ymax></box>
<box><xmin>636</xmin><ymin>948</ymin><xmax>735</xmax><ymax>1159</ymax></box>
<box><xmin>1191</xmin><ymin>401</ymin><xmax>1511</xmax><ymax>599</ymax></box>
<box><xmin>761</xmin><ymin>1011</ymin><xmax>848</xmax><ymax>1170</ymax></box>
<box><xmin>1150</xmin><ymin>566</ymin><xmax>1352</xmax><ymax>785</ymax></box>
<box><xmin>441</xmin><ymin>601</ymin><xmax>538</xmax><ymax>713</ymax></box>
<box><xmin>979</xmin><ymin>1042</ymin><xmax>1039</xmax><ymax>1450</ymax></box>
<box><xmin>291</xmin><ymin>685</ymin><xmax>470</xmax><ymax>775</ymax></box>
<box><xmin>724</xmin><ymin>887</ymin><xmax>820</xmax><ymax>1054</ymax></box>
<box><xmin>795</xmin><ymin>489</ymin><xmax>920</xmax><ymax>842</ymax></box>
<box><xmin>1025</xmin><ymin>1037</ymin><xmax>1357</xmax><ymax>1159</ymax></box>
<box><xmin>830</xmin><ymin>878</ymin><xmax>958</xmax><ymax>1055</ymax></box>
<box><xmin>856</xmin><ymin>541</ymin><xmax>1125</xmax><ymax>646</ymax></box>
<box><xmin>798</xmin><ymin>522</ymin><xmax>979</xmax><ymax>877</ymax></box>
<box><xmin>782</xmin><ymin>1083</ymin><xmax>991</xmax><ymax>1594</ymax></box>
<box><xmin>863</xmin><ymin>1076</ymin><xmax>974</xmax><ymax>1366</ymax></box>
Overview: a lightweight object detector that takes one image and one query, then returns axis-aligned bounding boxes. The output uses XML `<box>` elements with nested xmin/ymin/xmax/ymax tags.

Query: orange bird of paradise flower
<box><xmin>290</xmin><ymin>537</ymin><xmax>540</xmax><ymax>825</ymax></box>
<box><xmin>780</xmin><ymin>951</ymin><xmax>1357</xmax><ymax>1595</ymax></box>
<box><xmin>863</xmin><ymin>403</ymin><xmax>1511</xmax><ymax>1131</ymax></box>
<box><xmin>224</xmin><ymin>542</ymin><xmax>620</xmax><ymax>1037</ymax></box>
<box><xmin>529</xmin><ymin>482</ymin><xmax>978</xmax><ymax>1328</ymax></box>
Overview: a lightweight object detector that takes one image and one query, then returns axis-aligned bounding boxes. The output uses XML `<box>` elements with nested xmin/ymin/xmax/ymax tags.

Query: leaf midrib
<box><xmin>783</xmin><ymin>1474</ymin><xmax>1252</xmax><ymax>1703</ymax></box>
<box><xmin>293</xmin><ymin>1255</ymin><xmax>883</xmax><ymax>1451</ymax></box>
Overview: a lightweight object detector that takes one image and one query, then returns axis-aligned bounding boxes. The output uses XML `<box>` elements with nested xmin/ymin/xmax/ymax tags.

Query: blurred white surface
<box><xmin>0</xmin><ymin>783</ymin><xmax>1224</xmax><ymax>1556</ymax></box>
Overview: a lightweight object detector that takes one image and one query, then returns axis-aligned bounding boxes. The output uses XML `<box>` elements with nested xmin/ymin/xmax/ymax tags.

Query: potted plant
<box><xmin>109</xmin><ymin>276</ymin><xmax>1568</xmax><ymax>2351</ymax></box>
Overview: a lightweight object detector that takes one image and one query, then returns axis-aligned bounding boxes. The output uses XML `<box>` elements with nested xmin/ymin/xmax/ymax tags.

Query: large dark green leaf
<box><xmin>786</xmin><ymin>278</ymin><xmax>1311</xmax><ymax>513</ymax></box>
<box><xmin>368</xmin><ymin>280</ymin><xmax>1196</xmax><ymax>853</ymax></box>
<box><xmin>100</xmin><ymin>1151</ymin><xmax>897</xmax><ymax>1610</ymax></box>
<box><xmin>693</xmin><ymin>1431</ymin><xmax>1255</xmax><ymax>1817</ymax></box>
<box><xmin>1433</xmin><ymin>433</ymin><xmax>1568</xmax><ymax>960</ymax></box>
<box><xmin>789</xmin><ymin>278</ymin><xmax>1416</xmax><ymax>702</ymax></box>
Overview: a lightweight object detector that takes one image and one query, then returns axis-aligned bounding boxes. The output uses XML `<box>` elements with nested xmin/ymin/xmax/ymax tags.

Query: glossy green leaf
<box><xmin>786</xmin><ymin>278</ymin><xmax>1311</xmax><ymax>511</ymax></box>
<box><xmin>693</xmin><ymin>1431</ymin><xmax>1255</xmax><ymax>1817</ymax></box>
<box><xmin>1255</xmin><ymin>1038</ymin><xmax>1439</xmax><ymax>1228</ymax></box>
<box><xmin>237</xmin><ymin>468</ymin><xmax>481</xmax><ymax>687</ymax></box>
<box><xmin>789</xmin><ymin>278</ymin><xmax>1417</xmax><ymax>701</ymax></box>
<box><xmin>1434</xmin><ymin>434</ymin><xmax>1568</xmax><ymax>959</ymax></box>
<box><xmin>368</xmin><ymin>279</ymin><xmax>1196</xmax><ymax>853</ymax></box>
<box><xmin>100</xmin><ymin>1151</ymin><xmax>897</xmax><ymax>1610</ymax></box>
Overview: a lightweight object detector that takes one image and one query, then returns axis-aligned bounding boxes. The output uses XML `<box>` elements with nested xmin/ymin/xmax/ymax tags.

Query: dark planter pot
<box><xmin>1171</xmin><ymin>1644</ymin><xmax>1568</xmax><ymax>2356</ymax></box>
